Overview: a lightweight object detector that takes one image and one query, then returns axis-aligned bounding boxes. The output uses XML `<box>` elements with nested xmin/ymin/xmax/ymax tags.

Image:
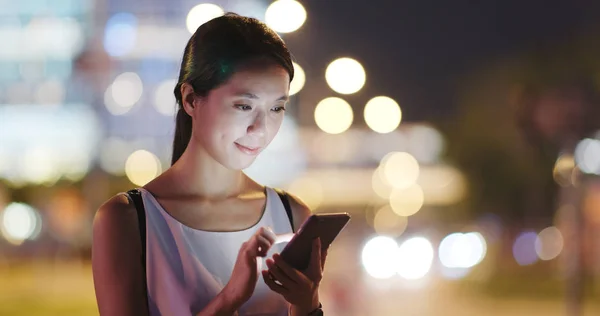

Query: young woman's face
<box><xmin>190</xmin><ymin>63</ymin><xmax>290</xmax><ymax>170</ymax></box>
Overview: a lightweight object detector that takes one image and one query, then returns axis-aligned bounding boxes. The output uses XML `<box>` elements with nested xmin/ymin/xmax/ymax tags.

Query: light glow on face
<box><xmin>188</xmin><ymin>63</ymin><xmax>291</xmax><ymax>170</ymax></box>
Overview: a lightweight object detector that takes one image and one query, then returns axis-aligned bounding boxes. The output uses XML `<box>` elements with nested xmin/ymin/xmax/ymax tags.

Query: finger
<box><xmin>258</xmin><ymin>226</ymin><xmax>277</xmax><ymax>245</ymax></box>
<box><xmin>262</xmin><ymin>270</ymin><xmax>289</xmax><ymax>295</ymax></box>
<box><xmin>266</xmin><ymin>258</ymin><xmax>297</xmax><ymax>286</ymax></box>
<box><xmin>272</xmin><ymin>254</ymin><xmax>309</xmax><ymax>284</ymax></box>
<box><xmin>256</xmin><ymin>235</ymin><xmax>273</xmax><ymax>257</ymax></box>
<box><xmin>246</xmin><ymin>229</ymin><xmax>274</xmax><ymax>257</ymax></box>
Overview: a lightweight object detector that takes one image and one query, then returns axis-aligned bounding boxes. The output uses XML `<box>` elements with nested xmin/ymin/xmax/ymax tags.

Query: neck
<box><xmin>169</xmin><ymin>141</ymin><xmax>246</xmax><ymax>199</ymax></box>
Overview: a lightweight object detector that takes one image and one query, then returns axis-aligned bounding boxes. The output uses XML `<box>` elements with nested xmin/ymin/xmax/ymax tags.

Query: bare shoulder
<box><xmin>92</xmin><ymin>193</ymin><xmax>148</xmax><ymax>315</ymax></box>
<box><xmin>284</xmin><ymin>192</ymin><xmax>312</xmax><ymax>232</ymax></box>
<box><xmin>92</xmin><ymin>193</ymin><xmax>142</xmax><ymax>267</ymax></box>
<box><xmin>93</xmin><ymin>194</ymin><xmax>139</xmax><ymax>238</ymax></box>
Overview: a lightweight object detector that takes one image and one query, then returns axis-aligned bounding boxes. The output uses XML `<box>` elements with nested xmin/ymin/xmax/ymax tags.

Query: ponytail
<box><xmin>171</xmin><ymin>82</ymin><xmax>192</xmax><ymax>165</ymax></box>
<box><xmin>171</xmin><ymin>107</ymin><xmax>193</xmax><ymax>165</ymax></box>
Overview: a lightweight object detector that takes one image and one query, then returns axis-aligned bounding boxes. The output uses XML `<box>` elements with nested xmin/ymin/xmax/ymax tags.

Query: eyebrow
<box><xmin>235</xmin><ymin>92</ymin><xmax>289</xmax><ymax>102</ymax></box>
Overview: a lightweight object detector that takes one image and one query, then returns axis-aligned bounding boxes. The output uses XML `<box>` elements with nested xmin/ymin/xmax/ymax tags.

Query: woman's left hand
<box><xmin>262</xmin><ymin>238</ymin><xmax>327</xmax><ymax>313</ymax></box>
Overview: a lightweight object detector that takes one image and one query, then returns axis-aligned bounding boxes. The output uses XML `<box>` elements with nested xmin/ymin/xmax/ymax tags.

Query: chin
<box><xmin>224</xmin><ymin>156</ymin><xmax>258</xmax><ymax>171</ymax></box>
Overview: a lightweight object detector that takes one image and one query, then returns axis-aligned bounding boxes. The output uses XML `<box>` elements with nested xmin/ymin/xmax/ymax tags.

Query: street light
<box><xmin>186</xmin><ymin>3</ymin><xmax>224</xmax><ymax>34</ymax></box>
<box><xmin>314</xmin><ymin>97</ymin><xmax>353</xmax><ymax>134</ymax></box>
<box><xmin>265</xmin><ymin>0</ymin><xmax>307</xmax><ymax>33</ymax></box>
<box><xmin>325</xmin><ymin>57</ymin><xmax>366</xmax><ymax>94</ymax></box>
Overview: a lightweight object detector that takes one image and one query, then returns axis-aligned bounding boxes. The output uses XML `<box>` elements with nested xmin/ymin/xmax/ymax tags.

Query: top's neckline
<box><xmin>137</xmin><ymin>187</ymin><xmax>270</xmax><ymax>234</ymax></box>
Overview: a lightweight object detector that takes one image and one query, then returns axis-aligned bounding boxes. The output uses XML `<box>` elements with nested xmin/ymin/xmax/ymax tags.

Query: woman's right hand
<box><xmin>221</xmin><ymin>227</ymin><xmax>276</xmax><ymax>309</ymax></box>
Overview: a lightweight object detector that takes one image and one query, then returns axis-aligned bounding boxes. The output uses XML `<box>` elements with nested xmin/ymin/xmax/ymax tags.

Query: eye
<box><xmin>271</xmin><ymin>106</ymin><xmax>286</xmax><ymax>113</ymax></box>
<box><xmin>234</xmin><ymin>104</ymin><xmax>252</xmax><ymax>111</ymax></box>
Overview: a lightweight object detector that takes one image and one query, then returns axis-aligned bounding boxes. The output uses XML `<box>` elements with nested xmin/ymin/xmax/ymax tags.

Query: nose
<box><xmin>247</xmin><ymin>111</ymin><xmax>267</xmax><ymax>138</ymax></box>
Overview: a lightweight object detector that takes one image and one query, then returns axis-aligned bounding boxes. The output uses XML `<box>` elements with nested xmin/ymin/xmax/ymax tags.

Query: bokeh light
<box><xmin>310</xmin><ymin>133</ymin><xmax>358</xmax><ymax>164</ymax></box>
<box><xmin>186</xmin><ymin>3</ymin><xmax>224</xmax><ymax>34</ymax></box>
<box><xmin>19</xmin><ymin>147</ymin><xmax>61</xmax><ymax>185</ymax></box>
<box><xmin>553</xmin><ymin>154</ymin><xmax>576</xmax><ymax>187</ymax></box>
<box><xmin>19</xmin><ymin>61</ymin><xmax>45</xmax><ymax>82</ymax></box>
<box><xmin>438</xmin><ymin>232</ymin><xmax>487</xmax><ymax>269</ymax></box>
<box><xmin>99</xmin><ymin>137</ymin><xmax>132</xmax><ymax>176</ymax></box>
<box><xmin>105</xmin><ymin>72</ymin><xmax>143</xmax><ymax>115</ymax></box>
<box><xmin>361</xmin><ymin>236</ymin><xmax>400</xmax><ymax>279</ymax></box>
<box><xmin>416</xmin><ymin>165</ymin><xmax>467</xmax><ymax>206</ymax></box>
<box><xmin>103</xmin><ymin>12</ymin><xmax>137</xmax><ymax>57</ymax></box>
<box><xmin>325</xmin><ymin>57</ymin><xmax>366</xmax><ymax>95</ymax></box>
<box><xmin>406</xmin><ymin>124</ymin><xmax>445</xmax><ymax>164</ymax></box>
<box><xmin>314</xmin><ymin>97</ymin><xmax>353</xmax><ymax>134</ymax></box>
<box><xmin>47</xmin><ymin>189</ymin><xmax>88</xmax><ymax>244</ymax></box>
<box><xmin>382</xmin><ymin>152</ymin><xmax>420</xmax><ymax>189</ymax></box>
<box><xmin>265</xmin><ymin>0</ymin><xmax>307</xmax><ymax>33</ymax></box>
<box><xmin>513</xmin><ymin>231</ymin><xmax>539</xmax><ymax>266</ymax></box>
<box><xmin>0</xmin><ymin>105</ymin><xmax>100</xmax><ymax>185</ymax></box>
<box><xmin>440</xmin><ymin>266</ymin><xmax>472</xmax><ymax>280</ymax></box>
<box><xmin>1</xmin><ymin>202</ymin><xmax>42</xmax><ymax>245</ymax></box>
<box><xmin>289</xmin><ymin>62</ymin><xmax>305</xmax><ymax>96</ymax></box>
<box><xmin>61</xmin><ymin>151</ymin><xmax>92</xmax><ymax>182</ymax></box>
<box><xmin>373</xmin><ymin>205</ymin><xmax>408</xmax><ymax>237</ymax></box>
<box><xmin>34</xmin><ymin>79</ymin><xmax>66</xmax><ymax>105</ymax></box>
<box><xmin>286</xmin><ymin>176</ymin><xmax>324</xmax><ymax>210</ymax></box>
<box><xmin>574</xmin><ymin>138</ymin><xmax>600</xmax><ymax>175</ymax></box>
<box><xmin>125</xmin><ymin>150</ymin><xmax>162</xmax><ymax>186</ymax></box>
<box><xmin>19</xmin><ymin>17</ymin><xmax>84</xmax><ymax>60</ymax></box>
<box><xmin>364</xmin><ymin>96</ymin><xmax>402</xmax><ymax>134</ymax></box>
<box><xmin>389</xmin><ymin>184</ymin><xmax>424</xmax><ymax>217</ymax></box>
<box><xmin>535</xmin><ymin>226</ymin><xmax>564</xmax><ymax>261</ymax></box>
<box><xmin>396</xmin><ymin>236</ymin><xmax>434</xmax><ymax>280</ymax></box>
<box><xmin>154</xmin><ymin>79</ymin><xmax>178</xmax><ymax>116</ymax></box>
<box><xmin>371</xmin><ymin>166</ymin><xmax>393</xmax><ymax>199</ymax></box>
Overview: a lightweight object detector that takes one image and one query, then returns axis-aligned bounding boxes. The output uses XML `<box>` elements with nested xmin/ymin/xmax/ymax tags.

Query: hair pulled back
<box><xmin>171</xmin><ymin>13</ymin><xmax>294</xmax><ymax>165</ymax></box>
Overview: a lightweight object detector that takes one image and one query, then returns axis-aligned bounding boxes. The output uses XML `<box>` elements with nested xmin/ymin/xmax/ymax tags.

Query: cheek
<box><xmin>266</xmin><ymin>115</ymin><xmax>285</xmax><ymax>139</ymax></box>
<box><xmin>206</xmin><ymin>112</ymin><xmax>253</xmax><ymax>141</ymax></box>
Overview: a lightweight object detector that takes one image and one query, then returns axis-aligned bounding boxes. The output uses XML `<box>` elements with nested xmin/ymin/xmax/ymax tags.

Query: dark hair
<box><xmin>171</xmin><ymin>13</ymin><xmax>294</xmax><ymax>165</ymax></box>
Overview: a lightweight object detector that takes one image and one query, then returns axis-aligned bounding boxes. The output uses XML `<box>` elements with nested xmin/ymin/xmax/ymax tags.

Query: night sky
<box><xmin>283</xmin><ymin>0</ymin><xmax>598</xmax><ymax>122</ymax></box>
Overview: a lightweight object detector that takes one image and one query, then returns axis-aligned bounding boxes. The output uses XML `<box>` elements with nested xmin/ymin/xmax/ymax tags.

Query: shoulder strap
<box><xmin>126</xmin><ymin>189</ymin><xmax>149</xmax><ymax>306</ymax></box>
<box><xmin>274</xmin><ymin>189</ymin><xmax>295</xmax><ymax>233</ymax></box>
<box><xmin>127</xmin><ymin>189</ymin><xmax>146</xmax><ymax>266</ymax></box>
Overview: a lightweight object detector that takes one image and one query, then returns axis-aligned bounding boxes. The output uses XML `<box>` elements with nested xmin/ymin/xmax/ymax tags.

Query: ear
<box><xmin>180</xmin><ymin>83</ymin><xmax>200</xmax><ymax>117</ymax></box>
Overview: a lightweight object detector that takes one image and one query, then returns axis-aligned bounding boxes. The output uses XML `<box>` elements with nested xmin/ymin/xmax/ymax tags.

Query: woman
<box><xmin>92</xmin><ymin>13</ymin><xmax>325</xmax><ymax>316</ymax></box>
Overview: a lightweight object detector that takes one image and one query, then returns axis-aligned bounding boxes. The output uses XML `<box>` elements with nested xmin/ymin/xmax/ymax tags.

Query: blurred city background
<box><xmin>1</xmin><ymin>0</ymin><xmax>600</xmax><ymax>315</ymax></box>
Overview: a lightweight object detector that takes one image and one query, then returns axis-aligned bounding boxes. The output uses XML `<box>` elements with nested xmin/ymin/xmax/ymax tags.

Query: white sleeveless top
<box><xmin>134</xmin><ymin>187</ymin><xmax>293</xmax><ymax>316</ymax></box>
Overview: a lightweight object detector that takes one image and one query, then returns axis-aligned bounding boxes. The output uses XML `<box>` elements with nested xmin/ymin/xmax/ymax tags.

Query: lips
<box><xmin>235</xmin><ymin>142</ymin><xmax>262</xmax><ymax>155</ymax></box>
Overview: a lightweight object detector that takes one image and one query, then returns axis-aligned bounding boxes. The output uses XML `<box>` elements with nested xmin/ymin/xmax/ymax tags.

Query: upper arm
<box><xmin>285</xmin><ymin>193</ymin><xmax>312</xmax><ymax>233</ymax></box>
<box><xmin>92</xmin><ymin>194</ymin><xmax>149</xmax><ymax>316</ymax></box>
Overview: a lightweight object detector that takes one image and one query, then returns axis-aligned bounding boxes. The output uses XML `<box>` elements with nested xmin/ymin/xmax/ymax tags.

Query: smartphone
<box><xmin>280</xmin><ymin>213</ymin><xmax>351</xmax><ymax>271</ymax></box>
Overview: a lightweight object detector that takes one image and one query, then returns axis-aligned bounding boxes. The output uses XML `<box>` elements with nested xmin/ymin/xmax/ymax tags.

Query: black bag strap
<box><xmin>126</xmin><ymin>189</ymin><xmax>149</xmax><ymax>306</ymax></box>
<box><xmin>275</xmin><ymin>188</ymin><xmax>295</xmax><ymax>233</ymax></box>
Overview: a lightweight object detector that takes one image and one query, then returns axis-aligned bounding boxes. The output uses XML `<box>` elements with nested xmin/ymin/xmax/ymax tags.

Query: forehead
<box><xmin>218</xmin><ymin>63</ymin><xmax>290</xmax><ymax>98</ymax></box>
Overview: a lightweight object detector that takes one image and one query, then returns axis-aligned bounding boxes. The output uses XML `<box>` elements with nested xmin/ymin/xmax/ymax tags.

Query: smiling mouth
<box><xmin>235</xmin><ymin>143</ymin><xmax>262</xmax><ymax>155</ymax></box>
